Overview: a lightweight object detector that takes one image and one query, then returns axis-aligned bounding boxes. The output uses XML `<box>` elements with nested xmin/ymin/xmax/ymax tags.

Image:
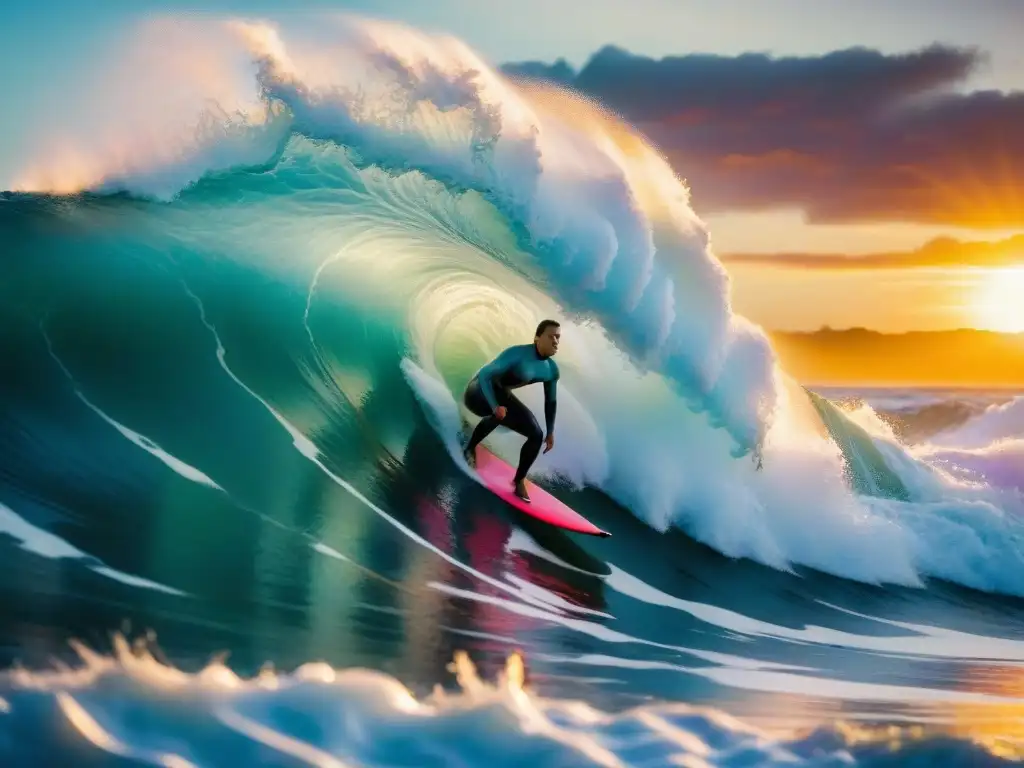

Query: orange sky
<box><xmin>709</xmin><ymin>213</ymin><xmax>1024</xmax><ymax>332</ymax></box>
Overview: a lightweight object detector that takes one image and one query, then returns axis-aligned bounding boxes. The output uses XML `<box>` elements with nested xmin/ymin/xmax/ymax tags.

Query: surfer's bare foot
<box><xmin>463</xmin><ymin>446</ymin><xmax>476</xmax><ymax>469</ymax></box>
<box><xmin>514</xmin><ymin>479</ymin><xmax>531</xmax><ymax>503</ymax></box>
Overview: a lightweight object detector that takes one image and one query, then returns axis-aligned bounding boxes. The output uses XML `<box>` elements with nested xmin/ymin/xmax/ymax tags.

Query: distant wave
<box><xmin>928</xmin><ymin>396</ymin><xmax>1024</xmax><ymax>450</ymax></box>
<box><xmin>909</xmin><ymin>396</ymin><xmax>1024</xmax><ymax>492</ymax></box>
<box><xmin>816</xmin><ymin>387</ymin><xmax>1016</xmax><ymax>444</ymax></box>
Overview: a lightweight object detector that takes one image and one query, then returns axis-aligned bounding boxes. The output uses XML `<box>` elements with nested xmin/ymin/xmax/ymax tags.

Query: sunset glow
<box><xmin>973</xmin><ymin>267</ymin><xmax>1024</xmax><ymax>333</ymax></box>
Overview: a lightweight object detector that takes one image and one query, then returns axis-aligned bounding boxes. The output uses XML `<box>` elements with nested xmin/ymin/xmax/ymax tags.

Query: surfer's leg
<box><xmin>462</xmin><ymin>380</ymin><xmax>501</xmax><ymax>466</ymax></box>
<box><xmin>501</xmin><ymin>393</ymin><xmax>543</xmax><ymax>497</ymax></box>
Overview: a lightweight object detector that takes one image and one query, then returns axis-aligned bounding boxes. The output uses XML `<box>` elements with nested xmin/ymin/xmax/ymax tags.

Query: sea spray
<box><xmin>1</xmin><ymin>633</ymin><xmax>1019</xmax><ymax>768</ymax></box>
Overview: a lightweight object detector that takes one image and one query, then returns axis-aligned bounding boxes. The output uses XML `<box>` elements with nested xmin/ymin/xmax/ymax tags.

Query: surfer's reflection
<box><xmin>376</xmin><ymin>422</ymin><xmax>609</xmax><ymax>685</ymax></box>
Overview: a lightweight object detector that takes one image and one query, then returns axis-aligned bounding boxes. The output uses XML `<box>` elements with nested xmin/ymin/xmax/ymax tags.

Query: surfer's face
<box><xmin>535</xmin><ymin>324</ymin><xmax>560</xmax><ymax>357</ymax></box>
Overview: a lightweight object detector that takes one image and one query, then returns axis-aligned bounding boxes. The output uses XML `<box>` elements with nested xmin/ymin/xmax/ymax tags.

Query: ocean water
<box><xmin>2</xmin><ymin>13</ymin><xmax>1024</xmax><ymax>767</ymax></box>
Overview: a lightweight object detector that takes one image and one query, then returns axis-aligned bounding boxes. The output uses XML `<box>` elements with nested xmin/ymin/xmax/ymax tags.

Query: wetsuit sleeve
<box><xmin>477</xmin><ymin>348</ymin><xmax>518</xmax><ymax>412</ymax></box>
<box><xmin>543</xmin><ymin>366</ymin><xmax>558</xmax><ymax>436</ymax></box>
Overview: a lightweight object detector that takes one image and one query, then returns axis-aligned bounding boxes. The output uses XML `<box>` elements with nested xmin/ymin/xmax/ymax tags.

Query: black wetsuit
<box><xmin>463</xmin><ymin>343</ymin><xmax>560</xmax><ymax>484</ymax></box>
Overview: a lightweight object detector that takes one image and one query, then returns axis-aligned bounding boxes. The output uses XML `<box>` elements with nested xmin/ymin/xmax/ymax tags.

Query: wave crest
<box><xmin>9</xmin><ymin>18</ymin><xmax>289</xmax><ymax>198</ymax></box>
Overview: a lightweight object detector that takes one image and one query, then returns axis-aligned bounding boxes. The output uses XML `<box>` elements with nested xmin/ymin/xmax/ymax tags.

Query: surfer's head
<box><xmin>534</xmin><ymin>319</ymin><xmax>560</xmax><ymax>358</ymax></box>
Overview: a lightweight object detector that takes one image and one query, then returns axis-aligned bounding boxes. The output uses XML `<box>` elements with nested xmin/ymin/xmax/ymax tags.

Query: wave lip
<box><xmin>6</xmin><ymin>17</ymin><xmax>291</xmax><ymax>200</ymax></box>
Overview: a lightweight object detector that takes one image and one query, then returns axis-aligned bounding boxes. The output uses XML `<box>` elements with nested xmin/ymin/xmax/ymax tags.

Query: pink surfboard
<box><xmin>472</xmin><ymin>445</ymin><xmax>611</xmax><ymax>537</ymax></box>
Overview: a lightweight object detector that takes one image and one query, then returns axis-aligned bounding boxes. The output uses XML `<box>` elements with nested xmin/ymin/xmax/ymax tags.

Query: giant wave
<box><xmin>5</xmin><ymin>13</ymin><xmax>1024</xmax><ymax>603</ymax></box>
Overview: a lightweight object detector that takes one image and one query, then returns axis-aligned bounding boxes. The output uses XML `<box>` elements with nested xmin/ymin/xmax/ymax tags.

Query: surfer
<box><xmin>462</xmin><ymin>319</ymin><xmax>561</xmax><ymax>502</ymax></box>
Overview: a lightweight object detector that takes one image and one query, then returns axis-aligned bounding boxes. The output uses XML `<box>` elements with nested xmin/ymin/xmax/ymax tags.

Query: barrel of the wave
<box><xmin>469</xmin><ymin>445</ymin><xmax>611</xmax><ymax>537</ymax></box>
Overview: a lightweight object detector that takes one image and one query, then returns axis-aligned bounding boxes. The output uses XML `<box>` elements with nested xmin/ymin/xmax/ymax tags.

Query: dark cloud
<box><xmin>502</xmin><ymin>58</ymin><xmax>576</xmax><ymax>85</ymax></box>
<box><xmin>502</xmin><ymin>45</ymin><xmax>1024</xmax><ymax>228</ymax></box>
<box><xmin>720</xmin><ymin>234</ymin><xmax>1024</xmax><ymax>269</ymax></box>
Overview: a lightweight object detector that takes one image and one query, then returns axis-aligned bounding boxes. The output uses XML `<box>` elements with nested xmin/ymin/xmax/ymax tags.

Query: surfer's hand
<box><xmin>543</xmin><ymin>433</ymin><xmax>554</xmax><ymax>453</ymax></box>
<box><xmin>494</xmin><ymin>406</ymin><xmax>507</xmax><ymax>421</ymax></box>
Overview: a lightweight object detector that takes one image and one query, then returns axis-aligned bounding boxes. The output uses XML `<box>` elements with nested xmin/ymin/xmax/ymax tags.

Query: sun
<box><xmin>973</xmin><ymin>267</ymin><xmax>1024</xmax><ymax>333</ymax></box>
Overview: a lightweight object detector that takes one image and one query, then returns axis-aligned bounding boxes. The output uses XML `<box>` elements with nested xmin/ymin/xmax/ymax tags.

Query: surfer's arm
<box><xmin>477</xmin><ymin>348</ymin><xmax>517</xmax><ymax>412</ymax></box>
<box><xmin>543</xmin><ymin>369</ymin><xmax>558</xmax><ymax>436</ymax></box>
